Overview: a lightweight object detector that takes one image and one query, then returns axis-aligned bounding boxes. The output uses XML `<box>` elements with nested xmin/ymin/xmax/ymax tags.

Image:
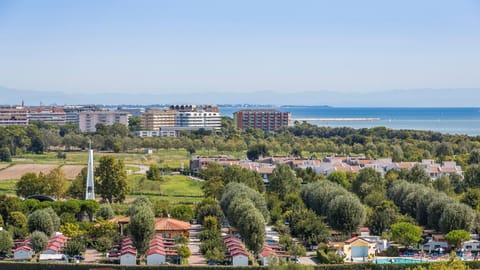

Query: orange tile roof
<box><xmin>155</xmin><ymin>218</ymin><xmax>191</xmax><ymax>231</ymax></box>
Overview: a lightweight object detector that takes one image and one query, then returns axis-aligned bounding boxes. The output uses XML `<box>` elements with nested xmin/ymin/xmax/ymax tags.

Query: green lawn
<box><xmin>0</xmin><ymin>180</ymin><xmax>17</xmax><ymax>195</ymax></box>
<box><xmin>128</xmin><ymin>174</ymin><xmax>204</xmax><ymax>204</ymax></box>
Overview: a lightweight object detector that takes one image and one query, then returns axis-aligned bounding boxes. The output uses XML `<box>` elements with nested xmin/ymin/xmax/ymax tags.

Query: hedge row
<box><xmin>1</xmin><ymin>262</ymin><xmax>480</xmax><ymax>270</ymax></box>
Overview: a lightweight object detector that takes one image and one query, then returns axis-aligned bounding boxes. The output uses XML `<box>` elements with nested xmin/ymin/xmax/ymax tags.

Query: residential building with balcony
<box><xmin>28</xmin><ymin>107</ymin><xmax>66</xmax><ymax>125</ymax></box>
<box><xmin>233</xmin><ymin>110</ymin><xmax>291</xmax><ymax>131</ymax></box>
<box><xmin>0</xmin><ymin>107</ymin><xmax>29</xmax><ymax>126</ymax></box>
<box><xmin>78</xmin><ymin>111</ymin><xmax>130</xmax><ymax>132</ymax></box>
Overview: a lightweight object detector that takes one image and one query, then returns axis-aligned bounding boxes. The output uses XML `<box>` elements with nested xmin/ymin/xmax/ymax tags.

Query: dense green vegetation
<box><xmin>3</xmin><ymin>118</ymin><xmax>480</xmax><ymax>266</ymax></box>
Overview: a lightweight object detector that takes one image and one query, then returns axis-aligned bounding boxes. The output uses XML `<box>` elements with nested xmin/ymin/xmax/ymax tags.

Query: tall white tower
<box><xmin>85</xmin><ymin>141</ymin><xmax>95</xmax><ymax>200</ymax></box>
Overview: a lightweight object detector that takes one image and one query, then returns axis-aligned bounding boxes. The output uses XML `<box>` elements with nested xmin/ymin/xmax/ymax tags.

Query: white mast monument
<box><xmin>85</xmin><ymin>141</ymin><xmax>95</xmax><ymax>200</ymax></box>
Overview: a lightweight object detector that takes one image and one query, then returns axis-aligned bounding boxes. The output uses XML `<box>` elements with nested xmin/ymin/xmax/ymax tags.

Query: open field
<box><xmin>0</xmin><ymin>164</ymin><xmax>59</xmax><ymax>180</ymax></box>
<box><xmin>61</xmin><ymin>165</ymin><xmax>85</xmax><ymax>179</ymax></box>
<box><xmin>128</xmin><ymin>174</ymin><xmax>204</xmax><ymax>203</ymax></box>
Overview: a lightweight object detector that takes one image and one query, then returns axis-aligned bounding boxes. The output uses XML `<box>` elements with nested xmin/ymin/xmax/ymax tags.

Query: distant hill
<box><xmin>0</xmin><ymin>86</ymin><xmax>479</xmax><ymax>107</ymax></box>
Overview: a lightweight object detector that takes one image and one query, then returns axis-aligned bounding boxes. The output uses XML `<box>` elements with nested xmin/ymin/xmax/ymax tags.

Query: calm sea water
<box><xmin>219</xmin><ymin>107</ymin><xmax>480</xmax><ymax>136</ymax></box>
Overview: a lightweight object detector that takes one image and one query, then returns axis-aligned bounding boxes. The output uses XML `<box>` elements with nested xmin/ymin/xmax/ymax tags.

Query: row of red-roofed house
<box><xmin>13</xmin><ymin>238</ymin><xmax>34</xmax><ymax>261</ymax></box>
<box><xmin>119</xmin><ymin>237</ymin><xmax>137</xmax><ymax>265</ymax></box>
<box><xmin>258</xmin><ymin>242</ymin><xmax>289</xmax><ymax>266</ymax></box>
<box><xmin>223</xmin><ymin>236</ymin><xmax>249</xmax><ymax>266</ymax></box>
<box><xmin>120</xmin><ymin>235</ymin><xmax>180</xmax><ymax>265</ymax></box>
<box><xmin>146</xmin><ymin>235</ymin><xmax>178</xmax><ymax>265</ymax></box>
<box><xmin>13</xmin><ymin>233</ymin><xmax>69</xmax><ymax>262</ymax></box>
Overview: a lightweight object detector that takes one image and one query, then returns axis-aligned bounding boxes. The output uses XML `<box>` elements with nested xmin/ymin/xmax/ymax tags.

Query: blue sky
<box><xmin>0</xmin><ymin>0</ymin><xmax>479</xmax><ymax>95</ymax></box>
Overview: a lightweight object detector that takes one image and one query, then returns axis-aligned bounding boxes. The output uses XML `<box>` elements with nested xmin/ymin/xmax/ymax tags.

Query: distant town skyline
<box><xmin>0</xmin><ymin>0</ymin><xmax>479</xmax><ymax>105</ymax></box>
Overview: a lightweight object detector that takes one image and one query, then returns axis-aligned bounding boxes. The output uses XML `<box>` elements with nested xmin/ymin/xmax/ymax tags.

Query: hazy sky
<box><xmin>0</xmin><ymin>0</ymin><xmax>479</xmax><ymax>94</ymax></box>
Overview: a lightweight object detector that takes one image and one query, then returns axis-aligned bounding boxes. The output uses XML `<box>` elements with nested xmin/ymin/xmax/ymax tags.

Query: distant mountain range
<box><xmin>0</xmin><ymin>86</ymin><xmax>479</xmax><ymax>107</ymax></box>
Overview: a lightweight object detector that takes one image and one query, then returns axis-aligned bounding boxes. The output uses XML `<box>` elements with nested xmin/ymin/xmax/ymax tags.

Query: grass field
<box><xmin>128</xmin><ymin>174</ymin><xmax>204</xmax><ymax>203</ymax></box>
<box><xmin>0</xmin><ymin>150</ymin><xmax>206</xmax><ymax>202</ymax></box>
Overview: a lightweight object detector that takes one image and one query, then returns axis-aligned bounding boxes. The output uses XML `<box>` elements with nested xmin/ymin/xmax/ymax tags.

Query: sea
<box><xmin>218</xmin><ymin>106</ymin><xmax>480</xmax><ymax>136</ymax></box>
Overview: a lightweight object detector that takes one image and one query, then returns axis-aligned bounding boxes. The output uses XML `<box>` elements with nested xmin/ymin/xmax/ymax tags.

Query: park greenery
<box><xmin>3</xmin><ymin>117</ymin><xmax>480</xmax><ymax>266</ymax></box>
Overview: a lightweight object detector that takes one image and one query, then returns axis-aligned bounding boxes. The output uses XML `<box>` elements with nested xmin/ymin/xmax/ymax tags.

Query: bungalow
<box><xmin>111</xmin><ymin>217</ymin><xmax>191</xmax><ymax>238</ymax></box>
<box><xmin>259</xmin><ymin>247</ymin><xmax>277</xmax><ymax>266</ymax></box>
<box><xmin>155</xmin><ymin>218</ymin><xmax>191</xmax><ymax>238</ymax></box>
<box><xmin>120</xmin><ymin>248</ymin><xmax>137</xmax><ymax>265</ymax></box>
<box><xmin>14</xmin><ymin>245</ymin><xmax>34</xmax><ymax>261</ymax></box>
<box><xmin>231</xmin><ymin>249</ymin><xmax>249</xmax><ymax>266</ymax></box>
<box><xmin>146</xmin><ymin>247</ymin><xmax>167</xmax><ymax>265</ymax></box>
<box><xmin>343</xmin><ymin>237</ymin><xmax>376</xmax><ymax>259</ymax></box>
<box><xmin>38</xmin><ymin>254</ymin><xmax>68</xmax><ymax>263</ymax></box>
<box><xmin>421</xmin><ymin>240</ymin><xmax>448</xmax><ymax>253</ymax></box>
<box><xmin>42</xmin><ymin>242</ymin><xmax>63</xmax><ymax>254</ymax></box>
<box><xmin>462</xmin><ymin>240</ymin><xmax>480</xmax><ymax>252</ymax></box>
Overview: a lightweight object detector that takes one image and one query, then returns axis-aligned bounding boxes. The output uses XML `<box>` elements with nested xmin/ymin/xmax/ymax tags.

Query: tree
<box><xmin>129</xmin><ymin>205</ymin><xmax>155</xmax><ymax>255</ymax></box>
<box><xmin>392</xmin><ymin>145</ymin><xmax>404</xmax><ymax>162</ymax></box>
<box><xmin>390</xmin><ymin>222</ymin><xmax>422</xmax><ymax>247</ymax></box>
<box><xmin>96</xmin><ymin>204</ymin><xmax>115</xmax><ymax>220</ymax></box>
<box><xmin>96</xmin><ymin>155</ymin><xmax>129</xmax><ymax>203</ymax></box>
<box><xmin>177</xmin><ymin>245</ymin><xmax>191</xmax><ymax>264</ymax></box>
<box><xmin>445</xmin><ymin>230</ymin><xmax>471</xmax><ymax>250</ymax></box>
<box><xmin>222</xmin><ymin>165</ymin><xmax>264</xmax><ymax>193</ymax></box>
<box><xmin>68</xmin><ymin>167</ymin><xmax>87</xmax><ymax>199</ymax></box>
<box><xmin>59</xmin><ymin>223</ymin><xmax>85</xmax><ymax>238</ymax></box>
<box><xmin>469</xmin><ymin>149</ymin><xmax>480</xmax><ymax>165</ymax></box>
<box><xmin>16</xmin><ymin>172</ymin><xmax>46</xmax><ymax>198</ymax></box>
<box><xmin>44</xmin><ymin>167</ymin><xmax>68</xmax><ymax>199</ymax></box>
<box><xmin>439</xmin><ymin>203</ymin><xmax>475</xmax><ymax>233</ymax></box>
<box><xmin>195</xmin><ymin>198</ymin><xmax>225</xmax><ymax>226</ymax></box>
<box><xmin>0</xmin><ymin>147</ymin><xmax>11</xmax><ymax>162</ymax></box>
<box><xmin>327</xmin><ymin>171</ymin><xmax>349</xmax><ymax>188</ymax></box>
<box><xmin>433</xmin><ymin>175</ymin><xmax>451</xmax><ymax>194</ymax></box>
<box><xmin>64</xmin><ymin>238</ymin><xmax>86</xmax><ymax>258</ymax></box>
<box><xmin>461</xmin><ymin>189</ymin><xmax>480</xmax><ymax>210</ymax></box>
<box><xmin>405</xmin><ymin>164</ymin><xmax>431</xmax><ymax>185</ymax></box>
<box><xmin>7</xmin><ymin>211</ymin><xmax>28</xmax><ymax>238</ymax></box>
<box><xmin>28</xmin><ymin>208</ymin><xmax>57</xmax><ymax>236</ymax></box>
<box><xmin>465</xmin><ymin>165</ymin><xmax>480</xmax><ymax>188</ymax></box>
<box><xmin>246</xmin><ymin>143</ymin><xmax>269</xmax><ymax>161</ymax></box>
<box><xmin>0</xmin><ymin>230</ymin><xmax>13</xmax><ymax>256</ymax></box>
<box><xmin>170</xmin><ymin>205</ymin><xmax>194</xmax><ymax>222</ymax></box>
<box><xmin>146</xmin><ymin>164</ymin><xmax>163</xmax><ymax>181</ymax></box>
<box><xmin>436</xmin><ymin>142</ymin><xmax>454</xmax><ymax>161</ymax></box>
<box><xmin>128</xmin><ymin>116</ymin><xmax>142</xmax><ymax>132</ymax></box>
<box><xmin>30</xmin><ymin>231</ymin><xmax>49</xmax><ymax>253</ymax></box>
<box><xmin>352</xmin><ymin>167</ymin><xmax>384</xmax><ymax>201</ymax></box>
<box><xmin>327</xmin><ymin>195</ymin><xmax>365</xmax><ymax>234</ymax></box>
<box><xmin>369</xmin><ymin>201</ymin><xmax>400</xmax><ymax>236</ymax></box>
<box><xmin>268</xmin><ymin>164</ymin><xmax>301</xmax><ymax>200</ymax></box>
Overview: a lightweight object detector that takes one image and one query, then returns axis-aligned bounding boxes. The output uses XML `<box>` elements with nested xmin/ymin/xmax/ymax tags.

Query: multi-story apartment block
<box><xmin>28</xmin><ymin>107</ymin><xmax>66</xmax><ymax>125</ymax></box>
<box><xmin>175</xmin><ymin>111</ymin><xmax>221</xmax><ymax>129</ymax></box>
<box><xmin>0</xmin><ymin>107</ymin><xmax>29</xmax><ymax>126</ymax></box>
<box><xmin>78</xmin><ymin>111</ymin><xmax>130</xmax><ymax>132</ymax></box>
<box><xmin>233</xmin><ymin>110</ymin><xmax>291</xmax><ymax>131</ymax></box>
<box><xmin>141</xmin><ymin>109</ymin><xmax>176</xmax><ymax>130</ymax></box>
<box><xmin>139</xmin><ymin>105</ymin><xmax>221</xmax><ymax>132</ymax></box>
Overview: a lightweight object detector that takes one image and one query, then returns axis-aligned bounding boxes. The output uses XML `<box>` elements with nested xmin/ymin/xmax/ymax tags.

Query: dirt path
<box><xmin>84</xmin><ymin>248</ymin><xmax>101</xmax><ymax>263</ymax></box>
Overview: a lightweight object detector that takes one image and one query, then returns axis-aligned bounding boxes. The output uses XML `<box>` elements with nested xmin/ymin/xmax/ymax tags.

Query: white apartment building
<box><xmin>28</xmin><ymin>108</ymin><xmax>66</xmax><ymax>125</ymax></box>
<box><xmin>141</xmin><ymin>109</ymin><xmax>176</xmax><ymax>130</ymax></box>
<box><xmin>0</xmin><ymin>107</ymin><xmax>29</xmax><ymax>126</ymax></box>
<box><xmin>78</xmin><ymin>111</ymin><xmax>130</xmax><ymax>132</ymax></box>
<box><xmin>176</xmin><ymin>111</ymin><xmax>221</xmax><ymax>129</ymax></box>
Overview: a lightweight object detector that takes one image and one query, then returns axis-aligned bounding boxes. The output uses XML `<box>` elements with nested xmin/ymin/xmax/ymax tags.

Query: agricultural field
<box><xmin>0</xmin><ymin>164</ymin><xmax>59</xmax><ymax>180</ymax></box>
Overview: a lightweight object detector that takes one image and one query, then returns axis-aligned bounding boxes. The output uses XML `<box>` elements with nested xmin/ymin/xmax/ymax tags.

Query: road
<box><xmin>188</xmin><ymin>224</ymin><xmax>206</xmax><ymax>265</ymax></box>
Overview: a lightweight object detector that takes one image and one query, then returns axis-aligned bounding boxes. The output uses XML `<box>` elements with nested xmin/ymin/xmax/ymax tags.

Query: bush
<box><xmin>386</xmin><ymin>246</ymin><xmax>400</xmax><ymax>256</ymax></box>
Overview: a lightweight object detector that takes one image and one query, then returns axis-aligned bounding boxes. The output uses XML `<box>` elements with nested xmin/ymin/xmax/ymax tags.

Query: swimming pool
<box><xmin>375</xmin><ymin>258</ymin><xmax>428</xmax><ymax>264</ymax></box>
